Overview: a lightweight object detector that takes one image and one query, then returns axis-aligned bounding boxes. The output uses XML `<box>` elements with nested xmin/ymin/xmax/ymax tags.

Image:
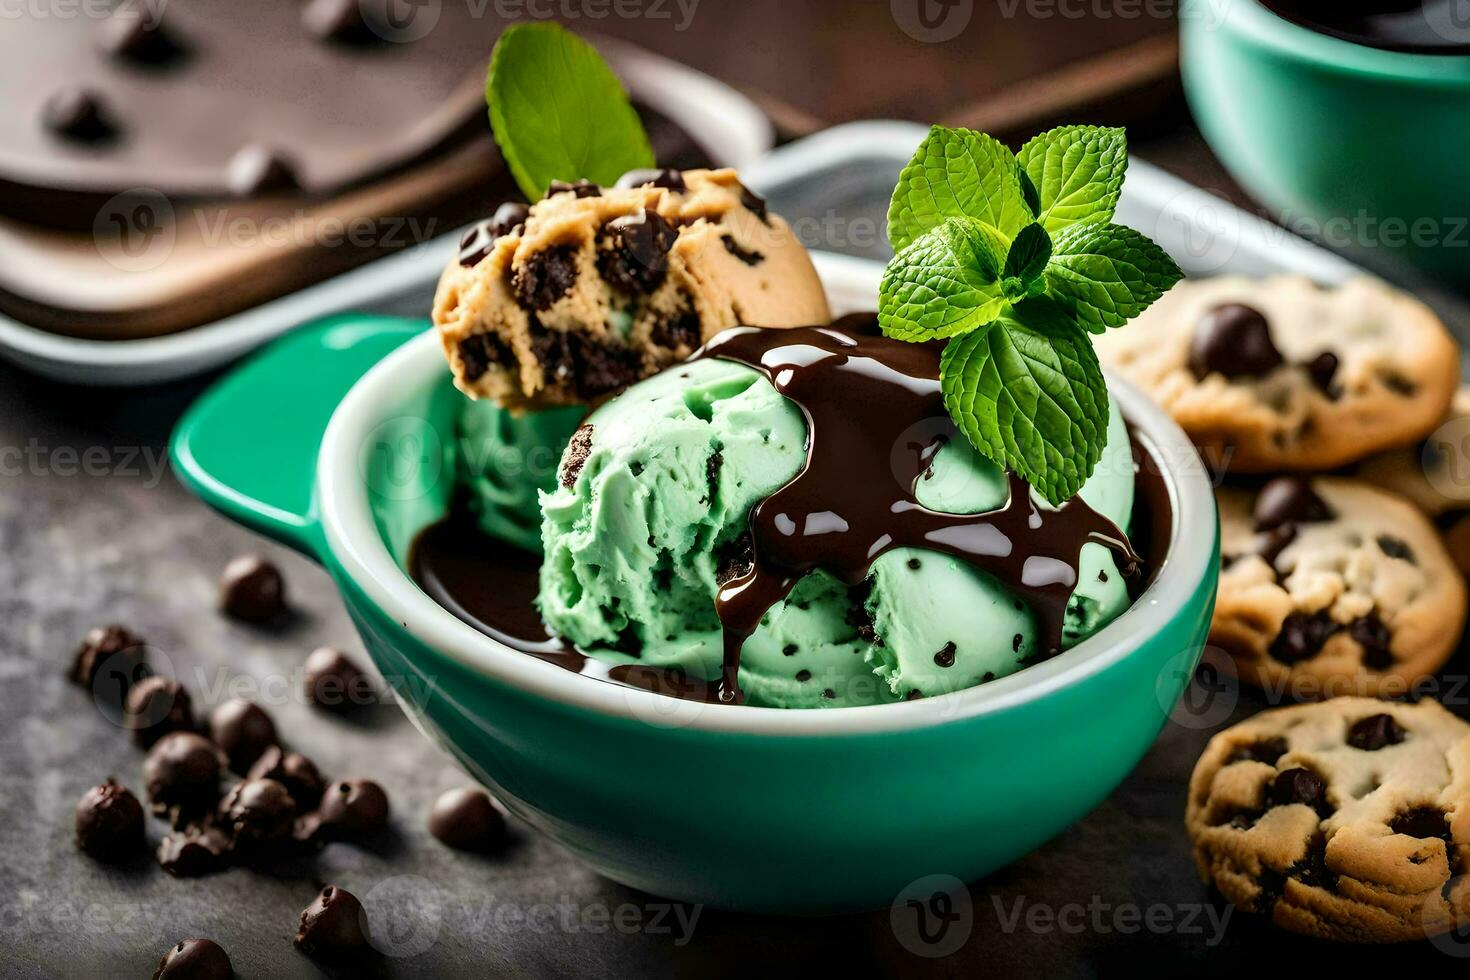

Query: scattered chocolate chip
<box><xmin>1350</xmin><ymin>611</ymin><xmax>1394</xmax><ymax>670</ymax></box>
<box><xmin>907</xmin><ymin>558</ymin><xmax>922</xmax><ymax>571</ymax></box>
<box><xmin>99</xmin><ymin>9</ymin><xmax>184</xmax><ymax>66</ymax></box>
<box><xmin>219</xmin><ymin>554</ymin><xmax>286</xmax><ymax>623</ymax></box>
<box><xmin>599</xmin><ymin>208</ymin><xmax>679</xmax><ymax>293</ymax></box>
<box><xmin>220</xmin><ymin>778</ymin><xmax>297</xmax><ymax>855</ymax></box>
<box><xmin>1253</xmin><ymin>477</ymin><xmax>1334</xmax><ymax>532</ymax></box>
<box><xmin>513</xmin><ymin>244</ymin><xmax>580</xmax><ymax>310</ymax></box>
<box><xmin>737</xmin><ymin>182</ymin><xmax>769</xmax><ymax>224</ymax></box>
<box><xmin>303</xmin><ymin>646</ymin><xmax>372</xmax><ymax>712</ymax></box>
<box><xmin>457</xmin><ymin>333</ymin><xmax>514</xmax><ymax>382</ymax></box>
<box><xmin>153</xmin><ymin>938</ymin><xmax>231</xmax><ymax>980</ymax></box>
<box><xmin>301</xmin><ymin>0</ymin><xmax>378</xmax><ymax>44</ymax></box>
<box><xmin>75</xmin><ymin>779</ymin><xmax>145</xmax><ymax>861</ymax></box>
<box><xmin>1286</xmin><ymin>833</ymin><xmax>1337</xmax><ymax>890</ymax></box>
<box><xmin>1097</xmin><ymin>569</ymin><xmax>1108</xmax><ymax>583</ymax></box>
<box><xmin>721</xmin><ymin>234</ymin><xmax>764</xmax><ymax>266</ymax></box>
<box><xmin>42</xmin><ymin>88</ymin><xmax>117</xmax><ymax>142</ymax></box>
<box><xmin>1347</xmin><ymin>713</ymin><xmax>1405</xmax><ymax>751</ymax></box>
<box><xmin>314</xmin><ymin>779</ymin><xmax>390</xmax><ymax>841</ymax></box>
<box><xmin>1269</xmin><ymin>610</ymin><xmax>1340</xmax><ymax>664</ymax></box>
<box><xmin>1304</xmin><ymin>351</ymin><xmax>1339</xmax><ymax>396</ymax></box>
<box><xmin>295</xmin><ymin>885</ymin><xmax>373</xmax><ymax>967</ymax></box>
<box><xmin>226</xmin><ymin>145</ymin><xmax>299</xmax><ymax>197</ymax></box>
<box><xmin>248</xmin><ymin>745</ymin><xmax>326</xmax><ymax>811</ymax></box>
<box><xmin>1391</xmin><ymin>806</ymin><xmax>1450</xmax><ymax>843</ymax></box>
<box><xmin>649</xmin><ymin>309</ymin><xmax>701</xmax><ymax>350</ymax></box>
<box><xmin>1268</xmin><ymin>767</ymin><xmax>1326</xmax><ymax>810</ymax></box>
<box><xmin>1227</xmin><ymin>736</ymin><xmax>1288</xmax><ymax>766</ymax></box>
<box><xmin>560</xmin><ymin>425</ymin><xmax>594</xmax><ymax>489</ymax></box>
<box><xmin>615</xmin><ymin>168</ymin><xmax>685</xmax><ymax>191</ymax></box>
<box><xmin>822</xmin><ymin>689</ymin><xmax>836</xmax><ymax>700</ymax></box>
<box><xmin>715</xmin><ymin>533</ymin><xmax>754</xmax><ymax>586</ymax></box>
<box><xmin>795</xmin><ymin>669</ymin><xmax>812</xmax><ymax>682</ymax></box>
<box><xmin>905</xmin><ymin>689</ymin><xmax>924</xmax><ymax>700</ymax></box>
<box><xmin>156</xmin><ymin>825</ymin><xmax>230</xmax><ymax>878</ymax></box>
<box><xmin>782</xmin><ymin>644</ymin><xmax>798</xmax><ymax>656</ymax></box>
<box><xmin>428</xmin><ymin>787</ymin><xmax>508</xmax><ymax>852</ymax></box>
<box><xmin>208</xmin><ymin>699</ymin><xmax>278</xmax><ymax>773</ymax></box>
<box><xmin>1376</xmin><ymin>535</ymin><xmax>1416</xmax><ymax>564</ymax></box>
<box><xmin>1228</xmin><ymin>813</ymin><xmax>1257</xmax><ymax>830</ymax></box>
<box><xmin>124</xmin><ymin>676</ymin><xmax>194</xmax><ymax>748</ymax></box>
<box><xmin>547</xmin><ymin>179</ymin><xmax>601</xmax><ymax>198</ymax></box>
<box><xmin>1189</xmin><ymin>303</ymin><xmax>1284</xmax><ymax>380</ymax></box>
<box><xmin>144</xmin><ymin>732</ymin><xmax>223</xmax><ymax>817</ymax></box>
<box><xmin>933</xmin><ymin>641</ymin><xmax>957</xmax><ymax>668</ymax></box>
<box><xmin>1012</xmin><ymin>633</ymin><xmax>1023</xmax><ymax>652</ymax></box>
<box><xmin>69</xmin><ymin>624</ymin><xmax>146</xmax><ymax>698</ymax></box>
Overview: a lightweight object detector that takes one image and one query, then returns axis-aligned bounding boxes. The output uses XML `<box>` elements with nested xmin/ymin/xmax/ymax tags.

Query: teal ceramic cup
<box><xmin>1182</xmin><ymin>1</ymin><xmax>1470</xmax><ymax>287</ymax></box>
<box><xmin>171</xmin><ymin>309</ymin><xmax>1218</xmax><ymax>914</ymax></box>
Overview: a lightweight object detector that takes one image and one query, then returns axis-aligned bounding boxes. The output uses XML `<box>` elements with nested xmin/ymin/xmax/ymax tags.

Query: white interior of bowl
<box><xmin>317</xmin><ymin>253</ymin><xmax>1218</xmax><ymax>735</ymax></box>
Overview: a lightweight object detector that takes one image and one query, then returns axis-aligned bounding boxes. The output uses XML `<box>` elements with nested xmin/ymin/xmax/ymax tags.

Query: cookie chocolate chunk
<box><xmin>1187</xmin><ymin>698</ymin><xmax>1470</xmax><ymax>942</ymax></box>
<box><xmin>1213</xmin><ymin>477</ymin><xmax>1466</xmax><ymax>698</ymax></box>
<box><xmin>434</xmin><ymin>168</ymin><xmax>830</xmax><ymax>411</ymax></box>
<box><xmin>1095</xmin><ymin>275</ymin><xmax>1459</xmax><ymax>472</ymax></box>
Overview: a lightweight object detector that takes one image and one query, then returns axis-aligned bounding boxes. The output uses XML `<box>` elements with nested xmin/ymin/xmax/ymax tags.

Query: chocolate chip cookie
<box><xmin>1187</xmin><ymin>697</ymin><xmax>1470</xmax><ymax>942</ymax></box>
<box><xmin>1358</xmin><ymin>386</ymin><xmax>1470</xmax><ymax>576</ymax></box>
<box><xmin>433</xmin><ymin>168</ymin><xmax>831</xmax><ymax>411</ymax></box>
<box><xmin>1094</xmin><ymin>275</ymin><xmax>1460</xmax><ymax>472</ymax></box>
<box><xmin>1213</xmin><ymin>476</ymin><xmax>1467</xmax><ymax>698</ymax></box>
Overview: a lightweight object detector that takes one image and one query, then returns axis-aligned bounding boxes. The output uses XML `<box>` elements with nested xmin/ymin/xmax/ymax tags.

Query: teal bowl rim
<box><xmin>1219</xmin><ymin>0</ymin><xmax>1470</xmax><ymax>82</ymax></box>
<box><xmin>316</xmin><ymin>331</ymin><xmax>1218</xmax><ymax>736</ymax></box>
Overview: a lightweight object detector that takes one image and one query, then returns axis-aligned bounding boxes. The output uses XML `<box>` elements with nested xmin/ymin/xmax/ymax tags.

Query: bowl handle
<box><xmin>170</xmin><ymin>314</ymin><xmax>427</xmax><ymax>560</ymax></box>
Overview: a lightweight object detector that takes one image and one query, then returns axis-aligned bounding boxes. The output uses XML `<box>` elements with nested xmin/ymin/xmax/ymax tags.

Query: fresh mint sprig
<box><xmin>487</xmin><ymin>22</ymin><xmax>654</xmax><ymax>200</ymax></box>
<box><xmin>879</xmin><ymin>124</ymin><xmax>1183</xmax><ymax>505</ymax></box>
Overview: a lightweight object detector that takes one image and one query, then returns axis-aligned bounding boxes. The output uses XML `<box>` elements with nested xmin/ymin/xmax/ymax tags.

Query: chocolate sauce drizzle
<box><xmin>697</xmin><ymin>315</ymin><xmax>1141</xmax><ymax>704</ymax></box>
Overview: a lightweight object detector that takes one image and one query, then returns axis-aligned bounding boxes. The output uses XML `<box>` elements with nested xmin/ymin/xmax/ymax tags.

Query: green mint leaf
<box><xmin>1016</xmin><ymin>126</ymin><xmax>1127</xmax><ymax>234</ymax></box>
<box><xmin>1001</xmin><ymin>223</ymin><xmax>1052</xmax><ymax>299</ymax></box>
<box><xmin>1045</xmin><ymin>222</ymin><xmax>1184</xmax><ymax>333</ymax></box>
<box><xmin>1018</xmin><ymin>168</ymin><xmax>1042</xmax><ymax>218</ymax></box>
<box><xmin>487</xmin><ymin>23</ymin><xmax>654</xmax><ymax>200</ymax></box>
<box><xmin>940</xmin><ymin>298</ymin><xmax>1109</xmax><ymax>505</ymax></box>
<box><xmin>879</xmin><ymin>217</ymin><xmax>1009</xmax><ymax>342</ymax></box>
<box><xmin>887</xmin><ymin>126</ymin><xmax>1032</xmax><ymax>252</ymax></box>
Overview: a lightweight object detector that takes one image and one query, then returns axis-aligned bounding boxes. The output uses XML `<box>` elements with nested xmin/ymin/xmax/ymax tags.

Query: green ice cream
<box><xmin>537</xmin><ymin>357</ymin><xmax>1135</xmax><ymax>708</ymax></box>
<box><xmin>454</xmin><ymin>399</ymin><xmax>584</xmax><ymax>553</ymax></box>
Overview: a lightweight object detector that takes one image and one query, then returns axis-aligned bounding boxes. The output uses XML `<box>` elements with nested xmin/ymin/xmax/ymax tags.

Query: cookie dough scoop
<box><xmin>433</xmin><ymin>168</ymin><xmax>831</xmax><ymax>411</ymax></box>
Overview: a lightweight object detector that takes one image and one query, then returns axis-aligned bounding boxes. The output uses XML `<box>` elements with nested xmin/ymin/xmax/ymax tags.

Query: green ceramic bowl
<box><xmin>170</xmin><ymin>312</ymin><xmax>1218</xmax><ymax>914</ymax></box>
<box><xmin>1182</xmin><ymin>1</ymin><xmax>1470</xmax><ymax>286</ymax></box>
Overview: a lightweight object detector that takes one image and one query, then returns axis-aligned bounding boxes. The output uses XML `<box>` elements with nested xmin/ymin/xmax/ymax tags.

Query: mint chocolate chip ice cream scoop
<box><xmin>536</xmin><ymin>315</ymin><xmax>1139</xmax><ymax>706</ymax></box>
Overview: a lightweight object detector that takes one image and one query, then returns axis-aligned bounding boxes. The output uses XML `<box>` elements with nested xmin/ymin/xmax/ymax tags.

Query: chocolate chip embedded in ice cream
<box><xmin>433</xmin><ymin>168</ymin><xmax>830</xmax><ymax>412</ymax></box>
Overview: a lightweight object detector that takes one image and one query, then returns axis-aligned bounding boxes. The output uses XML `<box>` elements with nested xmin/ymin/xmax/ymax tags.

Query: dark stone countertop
<box><xmin>8</xmin><ymin>133</ymin><xmax>1470</xmax><ymax>978</ymax></box>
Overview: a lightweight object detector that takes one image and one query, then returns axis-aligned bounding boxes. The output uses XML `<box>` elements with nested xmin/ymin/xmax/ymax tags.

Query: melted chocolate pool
<box><xmin>410</xmin><ymin>317</ymin><xmax>1174</xmax><ymax>706</ymax></box>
